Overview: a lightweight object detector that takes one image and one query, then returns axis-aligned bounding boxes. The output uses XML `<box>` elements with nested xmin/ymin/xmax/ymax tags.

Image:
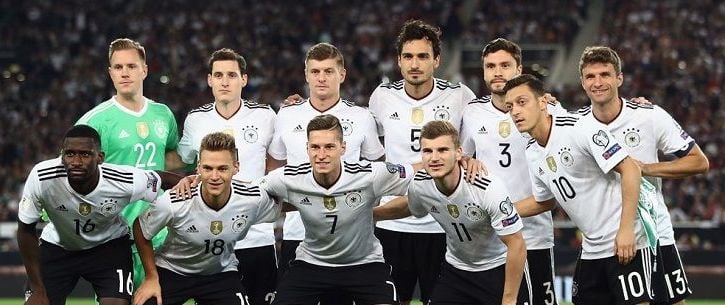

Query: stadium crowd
<box><xmin>0</xmin><ymin>0</ymin><xmax>722</xmax><ymax>253</ymax></box>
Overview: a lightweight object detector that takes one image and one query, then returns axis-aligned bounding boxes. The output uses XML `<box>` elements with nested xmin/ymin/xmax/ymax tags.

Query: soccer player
<box><xmin>76</xmin><ymin>38</ymin><xmax>180</xmax><ymax>287</ymax></box>
<box><xmin>262</xmin><ymin>114</ymin><xmax>415</xmax><ymax>305</ymax></box>
<box><xmin>505</xmin><ymin>74</ymin><xmax>653</xmax><ymax>305</ymax></box>
<box><xmin>176</xmin><ymin>48</ymin><xmax>278</xmax><ymax>305</ymax></box>
<box><xmin>368</xmin><ymin>19</ymin><xmax>476</xmax><ymax>305</ymax></box>
<box><xmin>267</xmin><ymin>42</ymin><xmax>384</xmax><ymax>285</ymax></box>
<box><xmin>460</xmin><ymin>38</ymin><xmax>561</xmax><ymax>304</ymax></box>
<box><xmin>375</xmin><ymin>120</ymin><xmax>529</xmax><ymax>305</ymax></box>
<box><xmin>575</xmin><ymin>46</ymin><xmax>709</xmax><ymax>305</ymax></box>
<box><xmin>17</xmin><ymin>125</ymin><xmax>179</xmax><ymax>305</ymax></box>
<box><xmin>133</xmin><ymin>132</ymin><xmax>280</xmax><ymax>305</ymax></box>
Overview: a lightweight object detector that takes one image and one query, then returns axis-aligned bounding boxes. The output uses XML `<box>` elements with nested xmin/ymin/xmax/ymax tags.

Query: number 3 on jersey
<box><xmin>133</xmin><ymin>142</ymin><xmax>157</xmax><ymax>168</ymax></box>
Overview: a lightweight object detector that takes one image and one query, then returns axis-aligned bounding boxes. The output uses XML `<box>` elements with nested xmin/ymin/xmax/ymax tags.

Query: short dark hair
<box><xmin>200</xmin><ymin>132</ymin><xmax>238</xmax><ymax>161</ymax></box>
<box><xmin>482</xmin><ymin>38</ymin><xmax>522</xmax><ymax>67</ymax></box>
<box><xmin>108</xmin><ymin>38</ymin><xmax>146</xmax><ymax>64</ymax></box>
<box><xmin>305</xmin><ymin>43</ymin><xmax>344</xmax><ymax>69</ymax></box>
<box><xmin>208</xmin><ymin>48</ymin><xmax>247</xmax><ymax>74</ymax></box>
<box><xmin>420</xmin><ymin>121</ymin><xmax>460</xmax><ymax>148</ymax></box>
<box><xmin>502</xmin><ymin>74</ymin><xmax>545</xmax><ymax>97</ymax></box>
<box><xmin>396</xmin><ymin>20</ymin><xmax>442</xmax><ymax>58</ymax></box>
<box><xmin>579</xmin><ymin>46</ymin><xmax>622</xmax><ymax>75</ymax></box>
<box><xmin>65</xmin><ymin>125</ymin><xmax>101</xmax><ymax>149</ymax></box>
<box><xmin>307</xmin><ymin>114</ymin><xmax>343</xmax><ymax>143</ymax></box>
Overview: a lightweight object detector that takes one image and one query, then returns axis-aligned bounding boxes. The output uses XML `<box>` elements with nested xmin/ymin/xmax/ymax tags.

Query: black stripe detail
<box><xmin>435</xmin><ymin>79</ymin><xmax>461</xmax><ymax>90</ymax></box>
<box><xmin>232</xmin><ymin>185</ymin><xmax>260</xmax><ymax>193</ymax></box>
<box><xmin>103</xmin><ymin>175</ymin><xmax>133</xmax><ymax>184</ymax></box>
<box><xmin>341</xmin><ymin>99</ymin><xmax>356</xmax><ymax>107</ymax></box>
<box><xmin>281</xmin><ymin>99</ymin><xmax>307</xmax><ymax>108</ymax></box>
<box><xmin>39</xmin><ymin>174</ymin><xmax>67</xmax><ymax>181</ymax></box>
<box><xmin>38</xmin><ymin>165</ymin><xmax>65</xmax><ymax>174</ymax></box>
<box><xmin>414</xmin><ymin>170</ymin><xmax>432</xmax><ymax>181</ymax></box>
<box><xmin>102</xmin><ymin>166</ymin><xmax>134</xmax><ymax>177</ymax></box>
<box><xmin>233</xmin><ymin>191</ymin><xmax>262</xmax><ymax>197</ymax></box>
<box><xmin>472</xmin><ymin>180</ymin><xmax>490</xmax><ymax>190</ymax></box>
<box><xmin>284</xmin><ymin>163</ymin><xmax>312</xmax><ymax>175</ymax></box>
<box><xmin>188</xmin><ymin>103</ymin><xmax>214</xmax><ymax>114</ymax></box>
<box><xmin>343</xmin><ymin>162</ymin><xmax>372</xmax><ymax>170</ymax></box>
<box><xmin>468</xmin><ymin>96</ymin><xmax>492</xmax><ymax>105</ymax></box>
<box><xmin>103</xmin><ymin>171</ymin><xmax>134</xmax><ymax>182</ymax></box>
<box><xmin>170</xmin><ymin>193</ymin><xmax>197</xmax><ymax>203</ymax></box>
<box><xmin>526</xmin><ymin>138</ymin><xmax>537</xmax><ymax>149</ymax></box>
<box><xmin>344</xmin><ymin>168</ymin><xmax>372</xmax><ymax>174</ymax></box>
<box><xmin>625</xmin><ymin>101</ymin><xmax>653</xmax><ymax>109</ymax></box>
<box><xmin>380</xmin><ymin>80</ymin><xmax>404</xmax><ymax>90</ymax></box>
<box><xmin>673</xmin><ymin>141</ymin><xmax>695</xmax><ymax>158</ymax></box>
<box><xmin>38</xmin><ymin>168</ymin><xmax>66</xmax><ymax>178</ymax></box>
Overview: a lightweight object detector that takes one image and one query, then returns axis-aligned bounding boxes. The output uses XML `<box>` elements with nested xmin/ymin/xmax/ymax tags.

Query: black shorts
<box><xmin>375</xmin><ymin>228</ymin><xmax>446</xmax><ymax>303</ymax></box>
<box><xmin>527</xmin><ymin>248</ymin><xmax>557</xmax><ymax>305</ymax></box>
<box><xmin>651</xmin><ymin>243</ymin><xmax>692</xmax><ymax>305</ymax></box>
<box><xmin>273</xmin><ymin>261</ymin><xmax>396</xmax><ymax>305</ymax></box>
<box><xmin>39</xmin><ymin>236</ymin><xmax>133</xmax><ymax>305</ymax></box>
<box><xmin>430</xmin><ymin>262</ymin><xmax>531</xmax><ymax>305</ymax></box>
<box><xmin>236</xmin><ymin>245</ymin><xmax>278</xmax><ymax>305</ymax></box>
<box><xmin>572</xmin><ymin>248</ymin><xmax>655</xmax><ymax>305</ymax></box>
<box><xmin>144</xmin><ymin>267</ymin><xmax>246</xmax><ymax>305</ymax></box>
<box><xmin>277</xmin><ymin>240</ymin><xmax>353</xmax><ymax>305</ymax></box>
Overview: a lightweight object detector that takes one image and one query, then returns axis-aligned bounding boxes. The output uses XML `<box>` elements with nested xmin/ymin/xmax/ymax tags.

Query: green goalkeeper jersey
<box><xmin>77</xmin><ymin>96</ymin><xmax>179</xmax><ymax>249</ymax></box>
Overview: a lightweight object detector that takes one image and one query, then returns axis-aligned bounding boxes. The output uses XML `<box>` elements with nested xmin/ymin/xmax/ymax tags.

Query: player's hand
<box><xmin>25</xmin><ymin>290</ymin><xmax>50</xmax><ymax>305</ymax></box>
<box><xmin>172</xmin><ymin>174</ymin><xmax>199</xmax><ymax>199</ymax></box>
<box><xmin>133</xmin><ymin>279</ymin><xmax>162</xmax><ymax>305</ymax></box>
<box><xmin>543</xmin><ymin>92</ymin><xmax>559</xmax><ymax>105</ymax></box>
<box><xmin>459</xmin><ymin>156</ymin><xmax>488</xmax><ymax>182</ymax></box>
<box><xmin>615</xmin><ymin>228</ymin><xmax>636</xmax><ymax>265</ymax></box>
<box><xmin>283</xmin><ymin>94</ymin><xmax>304</xmax><ymax>105</ymax></box>
<box><xmin>630</xmin><ymin>96</ymin><xmax>652</xmax><ymax>105</ymax></box>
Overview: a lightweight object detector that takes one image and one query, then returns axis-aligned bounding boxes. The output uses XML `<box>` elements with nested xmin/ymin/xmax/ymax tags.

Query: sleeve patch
<box><xmin>592</xmin><ymin>130</ymin><xmax>610</xmax><ymax>147</ymax></box>
<box><xmin>502</xmin><ymin>214</ymin><xmax>520</xmax><ymax>227</ymax></box>
<box><xmin>385</xmin><ymin>162</ymin><xmax>407</xmax><ymax>178</ymax></box>
<box><xmin>602</xmin><ymin>143</ymin><xmax>622</xmax><ymax>160</ymax></box>
<box><xmin>145</xmin><ymin>172</ymin><xmax>159</xmax><ymax>192</ymax></box>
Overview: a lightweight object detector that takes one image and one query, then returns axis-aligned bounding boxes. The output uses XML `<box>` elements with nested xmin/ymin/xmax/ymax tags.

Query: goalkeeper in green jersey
<box><xmin>76</xmin><ymin>38</ymin><xmax>183</xmax><ymax>288</ymax></box>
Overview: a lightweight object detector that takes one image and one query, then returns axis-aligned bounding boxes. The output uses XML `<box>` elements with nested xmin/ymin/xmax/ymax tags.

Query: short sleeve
<box><xmin>372</xmin><ymin>162</ymin><xmax>414</xmax><ymax>197</ymax></box>
<box><xmin>164</xmin><ymin>107</ymin><xmax>180</xmax><ymax>151</ymax></box>
<box><xmin>138</xmin><ymin>193</ymin><xmax>175</xmax><ymax>240</ymax></box>
<box><xmin>131</xmin><ymin>169</ymin><xmax>162</xmax><ymax>202</ymax></box>
<box><xmin>528</xmin><ymin>163</ymin><xmax>555</xmax><ymax>202</ymax></box>
<box><xmin>267</xmin><ymin>113</ymin><xmax>288</xmax><ymax>161</ymax></box>
<box><xmin>359</xmin><ymin>111</ymin><xmax>385</xmax><ymax>160</ymax></box>
<box><xmin>459</xmin><ymin>111</ymin><xmax>476</xmax><ymax>156</ymax></box>
<box><xmin>484</xmin><ymin>178</ymin><xmax>523</xmax><ymax>236</ymax></box>
<box><xmin>254</xmin><ymin>191</ymin><xmax>282</xmax><ymax>224</ymax></box>
<box><xmin>177</xmin><ymin>115</ymin><xmax>198</xmax><ymax>165</ymax></box>
<box><xmin>580</xmin><ymin>121</ymin><xmax>628</xmax><ymax>174</ymax></box>
<box><xmin>406</xmin><ymin>181</ymin><xmax>429</xmax><ymax>218</ymax></box>
<box><xmin>17</xmin><ymin>168</ymin><xmax>44</xmax><ymax>224</ymax></box>
<box><xmin>652</xmin><ymin>106</ymin><xmax>695</xmax><ymax>157</ymax></box>
<box><xmin>255</xmin><ymin>168</ymin><xmax>288</xmax><ymax>202</ymax></box>
<box><xmin>367</xmin><ymin>88</ymin><xmax>385</xmax><ymax>136</ymax></box>
<box><xmin>461</xmin><ymin>85</ymin><xmax>476</xmax><ymax>103</ymax></box>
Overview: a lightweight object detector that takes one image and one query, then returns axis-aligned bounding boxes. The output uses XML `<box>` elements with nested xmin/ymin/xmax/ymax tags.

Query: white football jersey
<box><xmin>408</xmin><ymin>169</ymin><xmax>523</xmax><ymax>272</ymax></box>
<box><xmin>369</xmin><ymin>78</ymin><xmax>475</xmax><ymax>233</ymax></box>
<box><xmin>177</xmin><ymin>100</ymin><xmax>276</xmax><ymax>249</ymax></box>
<box><xmin>18</xmin><ymin>158</ymin><xmax>161</xmax><ymax>250</ymax></box>
<box><xmin>577</xmin><ymin>99</ymin><xmax>696</xmax><ymax>246</ymax></box>
<box><xmin>268</xmin><ymin>98</ymin><xmax>384</xmax><ymax>240</ymax></box>
<box><xmin>526</xmin><ymin>114</ymin><xmax>648</xmax><ymax>259</ymax></box>
<box><xmin>139</xmin><ymin>181</ymin><xmax>279</xmax><ymax>275</ymax></box>
<box><xmin>460</xmin><ymin>96</ymin><xmax>565</xmax><ymax>250</ymax></box>
<box><xmin>257</xmin><ymin>161</ymin><xmax>413</xmax><ymax>267</ymax></box>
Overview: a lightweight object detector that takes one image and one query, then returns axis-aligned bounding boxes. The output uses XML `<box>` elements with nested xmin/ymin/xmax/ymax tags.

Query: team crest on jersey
<box><xmin>344</xmin><ymin>191</ymin><xmax>363</xmax><ymax>209</ymax></box>
<box><xmin>210</xmin><ymin>221</ymin><xmax>223</xmax><ymax>235</ymax></box>
<box><xmin>99</xmin><ymin>199</ymin><xmax>119</xmax><ymax>216</ymax></box>
<box><xmin>243</xmin><ymin>125</ymin><xmax>259</xmax><ymax>143</ymax></box>
<box><xmin>136</xmin><ymin>122</ymin><xmax>150</xmax><ymax>139</ymax></box>
<box><xmin>464</xmin><ymin>203</ymin><xmax>484</xmax><ymax>221</ymax></box>
<box><xmin>559</xmin><ymin>147</ymin><xmax>574</xmax><ymax>167</ymax></box>
<box><xmin>546</xmin><ymin>156</ymin><xmax>557</xmax><ymax>172</ymax></box>
<box><xmin>499</xmin><ymin>197</ymin><xmax>514</xmax><ymax>215</ymax></box>
<box><xmin>340</xmin><ymin>119</ymin><xmax>354</xmax><ymax>136</ymax></box>
<box><xmin>78</xmin><ymin>202</ymin><xmax>92</xmax><ymax>216</ymax></box>
<box><xmin>447</xmin><ymin>204</ymin><xmax>460</xmax><ymax>219</ymax></box>
<box><xmin>498</xmin><ymin>120</ymin><xmax>511</xmax><ymax>138</ymax></box>
<box><xmin>323</xmin><ymin>196</ymin><xmax>337</xmax><ymax>211</ymax></box>
<box><xmin>592</xmin><ymin>130</ymin><xmax>610</xmax><ymax>147</ymax></box>
<box><xmin>152</xmin><ymin>120</ymin><xmax>169</xmax><ymax>139</ymax></box>
<box><xmin>411</xmin><ymin>107</ymin><xmax>425</xmax><ymax>124</ymax></box>
<box><xmin>231</xmin><ymin>215</ymin><xmax>248</xmax><ymax>233</ymax></box>
<box><xmin>623</xmin><ymin>128</ymin><xmax>641</xmax><ymax>148</ymax></box>
<box><xmin>433</xmin><ymin>105</ymin><xmax>451</xmax><ymax>121</ymax></box>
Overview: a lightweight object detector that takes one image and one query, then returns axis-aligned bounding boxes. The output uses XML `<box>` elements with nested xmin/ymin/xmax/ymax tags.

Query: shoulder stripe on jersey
<box><xmin>38</xmin><ymin>165</ymin><xmax>65</xmax><ymax>174</ymax></box>
<box><xmin>379</xmin><ymin>80</ymin><xmax>404</xmax><ymax>90</ymax></box>
<box><xmin>232</xmin><ymin>185</ymin><xmax>260</xmax><ymax>193</ymax></box>
<box><xmin>38</xmin><ymin>168</ymin><xmax>66</xmax><ymax>178</ymax></box>
<box><xmin>170</xmin><ymin>187</ymin><xmax>198</xmax><ymax>202</ymax></box>
<box><xmin>343</xmin><ymin>162</ymin><xmax>372</xmax><ymax>170</ymax></box>
<box><xmin>281</xmin><ymin>99</ymin><xmax>307</xmax><ymax>108</ymax></box>
<box><xmin>574</xmin><ymin>106</ymin><xmax>592</xmax><ymax>115</ymax></box>
<box><xmin>103</xmin><ymin>174</ymin><xmax>133</xmax><ymax>184</ymax></box>
<box><xmin>103</xmin><ymin>170</ymin><xmax>134</xmax><ymax>182</ymax></box>
<box><xmin>245</xmin><ymin>100</ymin><xmax>272</xmax><ymax>110</ymax></box>
<box><xmin>102</xmin><ymin>166</ymin><xmax>134</xmax><ymax>177</ymax></box>
<box><xmin>526</xmin><ymin>138</ymin><xmax>537</xmax><ymax>149</ymax></box>
<box><xmin>284</xmin><ymin>163</ymin><xmax>312</xmax><ymax>176</ymax></box>
<box><xmin>625</xmin><ymin>101</ymin><xmax>653</xmax><ymax>110</ymax></box>
<box><xmin>414</xmin><ymin>170</ymin><xmax>432</xmax><ymax>181</ymax></box>
<box><xmin>468</xmin><ymin>96</ymin><xmax>491</xmax><ymax>105</ymax></box>
<box><xmin>39</xmin><ymin>174</ymin><xmax>67</xmax><ymax>181</ymax></box>
<box><xmin>188</xmin><ymin>103</ymin><xmax>214</xmax><ymax>115</ymax></box>
<box><xmin>470</xmin><ymin>176</ymin><xmax>491</xmax><ymax>191</ymax></box>
<box><xmin>170</xmin><ymin>194</ymin><xmax>198</xmax><ymax>203</ymax></box>
<box><xmin>233</xmin><ymin>190</ymin><xmax>262</xmax><ymax>197</ymax></box>
<box><xmin>344</xmin><ymin>168</ymin><xmax>372</xmax><ymax>174</ymax></box>
<box><xmin>554</xmin><ymin>116</ymin><xmax>580</xmax><ymax>126</ymax></box>
<box><xmin>435</xmin><ymin>79</ymin><xmax>461</xmax><ymax>90</ymax></box>
<box><xmin>341</xmin><ymin>99</ymin><xmax>356</xmax><ymax>107</ymax></box>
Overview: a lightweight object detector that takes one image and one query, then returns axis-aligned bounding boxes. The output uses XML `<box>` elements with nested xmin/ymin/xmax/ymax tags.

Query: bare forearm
<box><xmin>133</xmin><ymin>220</ymin><xmax>158</xmax><ymax>280</ymax></box>
<box><xmin>514</xmin><ymin>196</ymin><xmax>555</xmax><ymax>217</ymax></box>
<box><xmin>373</xmin><ymin>196</ymin><xmax>412</xmax><ymax>220</ymax></box>
<box><xmin>155</xmin><ymin>170</ymin><xmax>185</xmax><ymax>190</ymax></box>
<box><xmin>17</xmin><ymin>222</ymin><xmax>45</xmax><ymax>293</ymax></box>
<box><xmin>501</xmin><ymin>232</ymin><xmax>526</xmax><ymax>304</ymax></box>
<box><xmin>618</xmin><ymin>158</ymin><xmax>641</xmax><ymax>231</ymax></box>
<box><xmin>266</xmin><ymin>155</ymin><xmax>285</xmax><ymax>173</ymax></box>
<box><xmin>641</xmin><ymin>157</ymin><xmax>709</xmax><ymax>178</ymax></box>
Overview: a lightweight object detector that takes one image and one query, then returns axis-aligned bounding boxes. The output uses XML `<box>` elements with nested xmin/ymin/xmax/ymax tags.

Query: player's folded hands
<box><xmin>133</xmin><ymin>279</ymin><xmax>162</xmax><ymax>305</ymax></box>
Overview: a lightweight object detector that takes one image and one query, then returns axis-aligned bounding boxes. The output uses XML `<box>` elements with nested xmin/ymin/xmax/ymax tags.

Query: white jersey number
<box><xmin>133</xmin><ymin>142</ymin><xmax>158</xmax><ymax>168</ymax></box>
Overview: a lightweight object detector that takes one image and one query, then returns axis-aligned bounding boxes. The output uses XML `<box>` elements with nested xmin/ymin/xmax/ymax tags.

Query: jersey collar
<box><xmin>111</xmin><ymin>96</ymin><xmax>149</xmax><ymax>117</ymax></box>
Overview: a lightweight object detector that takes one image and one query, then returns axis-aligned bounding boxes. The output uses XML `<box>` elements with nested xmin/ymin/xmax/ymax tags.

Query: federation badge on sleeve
<box><xmin>323</xmin><ymin>196</ymin><xmax>337</xmax><ymax>211</ymax></box>
<box><xmin>210</xmin><ymin>221</ymin><xmax>223</xmax><ymax>235</ymax></box>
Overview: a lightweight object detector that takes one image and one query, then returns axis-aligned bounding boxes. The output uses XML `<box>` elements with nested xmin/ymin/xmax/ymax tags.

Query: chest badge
<box><xmin>447</xmin><ymin>204</ymin><xmax>460</xmax><ymax>219</ymax></box>
<box><xmin>136</xmin><ymin>122</ymin><xmax>150</xmax><ymax>139</ymax></box>
<box><xmin>546</xmin><ymin>155</ymin><xmax>557</xmax><ymax>172</ymax></box>
<box><xmin>323</xmin><ymin>196</ymin><xmax>337</xmax><ymax>211</ymax></box>
<box><xmin>411</xmin><ymin>107</ymin><xmax>424</xmax><ymax>125</ymax></box>
<box><xmin>498</xmin><ymin>120</ymin><xmax>511</xmax><ymax>138</ymax></box>
<box><xmin>210</xmin><ymin>221</ymin><xmax>223</xmax><ymax>235</ymax></box>
<box><xmin>78</xmin><ymin>202</ymin><xmax>92</xmax><ymax>216</ymax></box>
